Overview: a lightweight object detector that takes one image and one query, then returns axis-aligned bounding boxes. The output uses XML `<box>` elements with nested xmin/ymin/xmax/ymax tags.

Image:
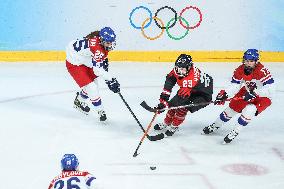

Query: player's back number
<box><xmin>54</xmin><ymin>177</ymin><xmax>81</xmax><ymax>189</ymax></box>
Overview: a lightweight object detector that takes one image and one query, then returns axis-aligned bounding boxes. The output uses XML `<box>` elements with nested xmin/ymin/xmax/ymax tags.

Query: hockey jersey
<box><xmin>226</xmin><ymin>63</ymin><xmax>275</xmax><ymax>99</ymax></box>
<box><xmin>160</xmin><ymin>66</ymin><xmax>213</xmax><ymax>102</ymax></box>
<box><xmin>66</xmin><ymin>36</ymin><xmax>112</xmax><ymax>80</ymax></box>
<box><xmin>48</xmin><ymin>170</ymin><xmax>97</xmax><ymax>189</ymax></box>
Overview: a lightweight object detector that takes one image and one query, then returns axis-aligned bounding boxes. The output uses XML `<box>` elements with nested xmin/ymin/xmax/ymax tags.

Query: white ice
<box><xmin>0</xmin><ymin>62</ymin><xmax>283</xmax><ymax>189</ymax></box>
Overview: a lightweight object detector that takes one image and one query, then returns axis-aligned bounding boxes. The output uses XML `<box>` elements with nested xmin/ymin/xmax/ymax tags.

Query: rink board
<box><xmin>0</xmin><ymin>51</ymin><xmax>284</xmax><ymax>62</ymax></box>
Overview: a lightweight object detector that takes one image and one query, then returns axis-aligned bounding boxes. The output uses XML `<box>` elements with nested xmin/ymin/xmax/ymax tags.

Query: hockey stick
<box><xmin>140</xmin><ymin>97</ymin><xmax>242</xmax><ymax>113</ymax></box>
<box><xmin>133</xmin><ymin>111</ymin><xmax>159</xmax><ymax>157</ymax></box>
<box><xmin>118</xmin><ymin>92</ymin><xmax>164</xmax><ymax>141</ymax></box>
<box><xmin>140</xmin><ymin>100</ymin><xmax>213</xmax><ymax>113</ymax></box>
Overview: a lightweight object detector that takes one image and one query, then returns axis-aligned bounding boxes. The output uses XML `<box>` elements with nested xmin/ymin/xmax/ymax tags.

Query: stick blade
<box><xmin>140</xmin><ymin>101</ymin><xmax>156</xmax><ymax>112</ymax></box>
<box><xmin>147</xmin><ymin>133</ymin><xmax>164</xmax><ymax>141</ymax></box>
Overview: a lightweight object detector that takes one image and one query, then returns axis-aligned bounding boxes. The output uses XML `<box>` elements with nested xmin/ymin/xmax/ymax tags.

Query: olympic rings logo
<box><xmin>129</xmin><ymin>5</ymin><xmax>203</xmax><ymax>40</ymax></box>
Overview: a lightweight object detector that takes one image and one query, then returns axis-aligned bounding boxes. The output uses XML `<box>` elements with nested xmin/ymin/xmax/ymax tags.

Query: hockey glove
<box><xmin>243</xmin><ymin>91</ymin><xmax>258</xmax><ymax>102</ymax></box>
<box><xmin>178</xmin><ymin>87</ymin><xmax>191</xmax><ymax>98</ymax></box>
<box><xmin>246</xmin><ymin>81</ymin><xmax>257</xmax><ymax>91</ymax></box>
<box><xmin>155</xmin><ymin>99</ymin><xmax>169</xmax><ymax>113</ymax></box>
<box><xmin>214</xmin><ymin>90</ymin><xmax>228</xmax><ymax>105</ymax></box>
<box><xmin>243</xmin><ymin>82</ymin><xmax>258</xmax><ymax>102</ymax></box>
<box><xmin>106</xmin><ymin>78</ymin><xmax>120</xmax><ymax>93</ymax></box>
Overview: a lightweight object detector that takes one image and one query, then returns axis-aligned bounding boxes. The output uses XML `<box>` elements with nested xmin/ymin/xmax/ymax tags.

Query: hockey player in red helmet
<box><xmin>65</xmin><ymin>27</ymin><xmax>120</xmax><ymax>122</ymax></box>
<box><xmin>154</xmin><ymin>54</ymin><xmax>214</xmax><ymax>137</ymax></box>
<box><xmin>202</xmin><ymin>49</ymin><xmax>275</xmax><ymax>143</ymax></box>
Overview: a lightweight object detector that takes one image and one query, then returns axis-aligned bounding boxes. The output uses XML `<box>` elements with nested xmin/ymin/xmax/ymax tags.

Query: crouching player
<box><xmin>202</xmin><ymin>49</ymin><xmax>275</xmax><ymax>143</ymax></box>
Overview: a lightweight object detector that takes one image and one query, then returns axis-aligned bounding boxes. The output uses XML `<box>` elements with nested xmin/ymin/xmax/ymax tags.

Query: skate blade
<box><xmin>222</xmin><ymin>141</ymin><xmax>230</xmax><ymax>145</ymax></box>
<box><xmin>73</xmin><ymin>105</ymin><xmax>89</xmax><ymax>115</ymax></box>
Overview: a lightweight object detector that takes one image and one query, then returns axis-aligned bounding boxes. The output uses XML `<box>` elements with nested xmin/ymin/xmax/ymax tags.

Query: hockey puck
<box><xmin>150</xmin><ymin>166</ymin><xmax>156</xmax><ymax>170</ymax></box>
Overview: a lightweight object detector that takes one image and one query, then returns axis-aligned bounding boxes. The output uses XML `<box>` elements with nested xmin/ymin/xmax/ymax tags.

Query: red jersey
<box><xmin>160</xmin><ymin>66</ymin><xmax>213</xmax><ymax>101</ymax></box>
<box><xmin>227</xmin><ymin>62</ymin><xmax>275</xmax><ymax>98</ymax></box>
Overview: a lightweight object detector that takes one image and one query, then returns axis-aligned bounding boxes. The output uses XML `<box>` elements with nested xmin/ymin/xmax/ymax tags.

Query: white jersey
<box><xmin>48</xmin><ymin>170</ymin><xmax>97</xmax><ymax>189</ymax></box>
<box><xmin>66</xmin><ymin>38</ymin><xmax>93</xmax><ymax>68</ymax></box>
<box><xmin>66</xmin><ymin>37</ymin><xmax>112</xmax><ymax>81</ymax></box>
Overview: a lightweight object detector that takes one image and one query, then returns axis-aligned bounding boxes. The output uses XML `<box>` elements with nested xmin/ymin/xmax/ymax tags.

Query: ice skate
<box><xmin>74</xmin><ymin>92</ymin><xmax>90</xmax><ymax>115</ymax></box>
<box><xmin>154</xmin><ymin>123</ymin><xmax>169</xmax><ymax>130</ymax></box>
<box><xmin>98</xmin><ymin>110</ymin><xmax>107</xmax><ymax>122</ymax></box>
<box><xmin>165</xmin><ymin>125</ymin><xmax>179</xmax><ymax>137</ymax></box>
<box><xmin>202</xmin><ymin>123</ymin><xmax>220</xmax><ymax>135</ymax></box>
<box><xmin>223</xmin><ymin>129</ymin><xmax>239</xmax><ymax>144</ymax></box>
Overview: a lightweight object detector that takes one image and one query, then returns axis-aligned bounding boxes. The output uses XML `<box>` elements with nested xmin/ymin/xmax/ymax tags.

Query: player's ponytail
<box><xmin>85</xmin><ymin>31</ymin><xmax>100</xmax><ymax>39</ymax></box>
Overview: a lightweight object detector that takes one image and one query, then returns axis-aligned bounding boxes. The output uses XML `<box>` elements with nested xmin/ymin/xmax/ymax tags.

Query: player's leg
<box><xmin>66</xmin><ymin>61</ymin><xmax>97</xmax><ymax>114</ymax></box>
<box><xmin>203</xmin><ymin>106</ymin><xmax>239</xmax><ymax>134</ymax></box>
<box><xmin>223</xmin><ymin>104</ymin><xmax>256</xmax><ymax>143</ymax></box>
<box><xmin>203</xmin><ymin>90</ymin><xmax>248</xmax><ymax>134</ymax></box>
<box><xmin>224</xmin><ymin>97</ymin><xmax>272</xmax><ymax>143</ymax></box>
<box><xmin>82</xmin><ymin>79</ymin><xmax>107</xmax><ymax>121</ymax></box>
<box><xmin>154</xmin><ymin>109</ymin><xmax>176</xmax><ymax>130</ymax></box>
<box><xmin>153</xmin><ymin>94</ymin><xmax>182</xmax><ymax>132</ymax></box>
<box><xmin>165</xmin><ymin>108</ymin><xmax>188</xmax><ymax>136</ymax></box>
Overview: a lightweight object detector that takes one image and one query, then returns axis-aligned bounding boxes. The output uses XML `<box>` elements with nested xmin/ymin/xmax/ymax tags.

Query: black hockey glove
<box><xmin>214</xmin><ymin>90</ymin><xmax>228</xmax><ymax>105</ymax></box>
<box><xmin>155</xmin><ymin>100</ymin><xmax>169</xmax><ymax>113</ymax></box>
<box><xmin>106</xmin><ymin>78</ymin><xmax>120</xmax><ymax>93</ymax></box>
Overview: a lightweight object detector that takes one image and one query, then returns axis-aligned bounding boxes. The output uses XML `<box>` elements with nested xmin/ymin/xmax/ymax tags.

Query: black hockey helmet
<box><xmin>174</xmin><ymin>54</ymin><xmax>193</xmax><ymax>77</ymax></box>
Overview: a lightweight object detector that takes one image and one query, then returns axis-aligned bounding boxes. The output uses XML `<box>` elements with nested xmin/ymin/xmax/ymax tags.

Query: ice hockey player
<box><xmin>48</xmin><ymin>154</ymin><xmax>98</xmax><ymax>189</ymax></box>
<box><xmin>66</xmin><ymin>27</ymin><xmax>120</xmax><ymax>121</ymax></box>
<box><xmin>202</xmin><ymin>49</ymin><xmax>275</xmax><ymax>143</ymax></box>
<box><xmin>154</xmin><ymin>54</ymin><xmax>213</xmax><ymax>137</ymax></box>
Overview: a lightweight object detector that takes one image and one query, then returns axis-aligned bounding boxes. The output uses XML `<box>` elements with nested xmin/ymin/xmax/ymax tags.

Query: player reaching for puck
<box><xmin>153</xmin><ymin>54</ymin><xmax>213</xmax><ymax>137</ymax></box>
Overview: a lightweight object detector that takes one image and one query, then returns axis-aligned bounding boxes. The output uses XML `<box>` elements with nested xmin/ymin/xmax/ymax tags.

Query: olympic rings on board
<box><xmin>141</xmin><ymin>17</ymin><xmax>165</xmax><ymax>40</ymax></box>
<box><xmin>129</xmin><ymin>5</ymin><xmax>203</xmax><ymax>40</ymax></box>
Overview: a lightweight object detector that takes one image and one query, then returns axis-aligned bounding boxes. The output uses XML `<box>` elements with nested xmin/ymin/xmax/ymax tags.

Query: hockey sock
<box><xmin>90</xmin><ymin>97</ymin><xmax>102</xmax><ymax>108</ymax></box>
<box><xmin>80</xmin><ymin>89</ymin><xmax>89</xmax><ymax>100</ymax></box>
<box><xmin>172</xmin><ymin>108</ymin><xmax>188</xmax><ymax>127</ymax></box>
<box><xmin>164</xmin><ymin>109</ymin><xmax>176</xmax><ymax>125</ymax></box>
<box><xmin>218</xmin><ymin>107</ymin><xmax>238</xmax><ymax>125</ymax></box>
<box><xmin>237</xmin><ymin>104</ymin><xmax>257</xmax><ymax>126</ymax></box>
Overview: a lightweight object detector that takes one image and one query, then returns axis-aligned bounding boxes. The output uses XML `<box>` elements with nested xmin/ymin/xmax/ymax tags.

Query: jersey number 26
<box><xmin>54</xmin><ymin>177</ymin><xmax>81</xmax><ymax>189</ymax></box>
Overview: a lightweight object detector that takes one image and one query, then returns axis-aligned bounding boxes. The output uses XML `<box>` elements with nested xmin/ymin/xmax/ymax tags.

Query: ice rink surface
<box><xmin>0</xmin><ymin>61</ymin><xmax>283</xmax><ymax>189</ymax></box>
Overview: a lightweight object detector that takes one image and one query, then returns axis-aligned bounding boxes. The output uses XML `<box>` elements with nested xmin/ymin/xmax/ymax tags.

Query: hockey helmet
<box><xmin>243</xmin><ymin>49</ymin><xmax>259</xmax><ymax>75</ymax></box>
<box><xmin>174</xmin><ymin>54</ymin><xmax>193</xmax><ymax>77</ymax></box>
<box><xmin>99</xmin><ymin>27</ymin><xmax>116</xmax><ymax>51</ymax></box>
<box><xmin>61</xmin><ymin>154</ymin><xmax>79</xmax><ymax>171</ymax></box>
<box><xmin>243</xmin><ymin>49</ymin><xmax>259</xmax><ymax>61</ymax></box>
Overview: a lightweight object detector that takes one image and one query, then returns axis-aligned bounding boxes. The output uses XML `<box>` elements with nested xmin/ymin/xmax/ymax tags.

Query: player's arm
<box><xmin>256</xmin><ymin>68</ymin><xmax>275</xmax><ymax>99</ymax></box>
<box><xmin>92</xmin><ymin>58</ymin><xmax>113</xmax><ymax>81</ymax></box>
<box><xmin>156</xmin><ymin>71</ymin><xmax>177</xmax><ymax>110</ymax></box>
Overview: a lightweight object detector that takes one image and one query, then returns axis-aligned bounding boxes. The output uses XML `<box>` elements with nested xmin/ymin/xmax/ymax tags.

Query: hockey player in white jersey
<box><xmin>48</xmin><ymin>154</ymin><xmax>99</xmax><ymax>189</ymax></box>
<box><xmin>202</xmin><ymin>49</ymin><xmax>275</xmax><ymax>143</ymax></box>
<box><xmin>66</xmin><ymin>27</ymin><xmax>120</xmax><ymax>121</ymax></box>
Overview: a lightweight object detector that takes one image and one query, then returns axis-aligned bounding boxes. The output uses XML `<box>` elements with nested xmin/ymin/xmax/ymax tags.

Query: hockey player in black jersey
<box><xmin>154</xmin><ymin>54</ymin><xmax>213</xmax><ymax>137</ymax></box>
